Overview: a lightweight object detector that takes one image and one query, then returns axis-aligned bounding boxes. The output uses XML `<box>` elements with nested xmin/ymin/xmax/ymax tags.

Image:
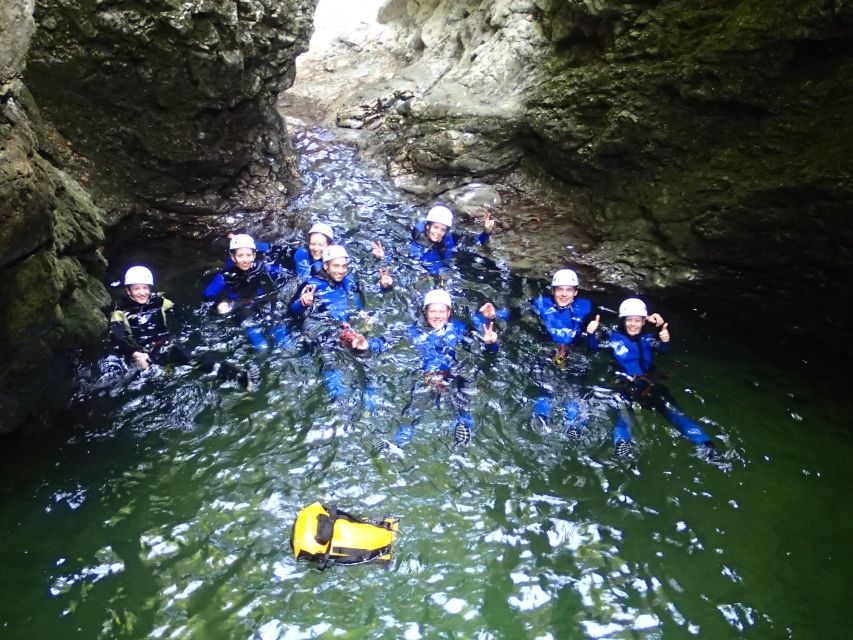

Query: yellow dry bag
<box><xmin>291</xmin><ymin>502</ymin><xmax>399</xmax><ymax>570</ymax></box>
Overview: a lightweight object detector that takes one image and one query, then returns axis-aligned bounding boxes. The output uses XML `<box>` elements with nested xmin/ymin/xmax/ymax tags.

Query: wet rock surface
<box><xmin>1</xmin><ymin>0</ymin><xmax>110</xmax><ymax>434</ymax></box>
<box><xmin>25</xmin><ymin>0</ymin><xmax>318</xmax><ymax>214</ymax></box>
<box><xmin>287</xmin><ymin>0</ymin><xmax>853</xmax><ymax>313</ymax></box>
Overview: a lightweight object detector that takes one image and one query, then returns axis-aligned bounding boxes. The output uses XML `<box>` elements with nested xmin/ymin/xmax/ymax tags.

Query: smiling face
<box><xmin>623</xmin><ymin>316</ymin><xmax>645</xmax><ymax>336</ymax></box>
<box><xmin>126</xmin><ymin>284</ymin><xmax>152</xmax><ymax>304</ymax></box>
<box><xmin>231</xmin><ymin>248</ymin><xmax>256</xmax><ymax>271</ymax></box>
<box><xmin>552</xmin><ymin>285</ymin><xmax>578</xmax><ymax>307</ymax></box>
<box><xmin>426</xmin><ymin>222</ymin><xmax>449</xmax><ymax>243</ymax></box>
<box><xmin>307</xmin><ymin>233</ymin><xmax>330</xmax><ymax>260</ymax></box>
<box><xmin>425</xmin><ymin>303</ymin><xmax>451</xmax><ymax>330</ymax></box>
<box><xmin>324</xmin><ymin>257</ymin><xmax>349</xmax><ymax>283</ymax></box>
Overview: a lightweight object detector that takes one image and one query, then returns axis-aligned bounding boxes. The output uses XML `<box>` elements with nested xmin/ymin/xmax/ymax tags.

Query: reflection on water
<box><xmin>1</xmin><ymin>123</ymin><xmax>852</xmax><ymax>639</ymax></box>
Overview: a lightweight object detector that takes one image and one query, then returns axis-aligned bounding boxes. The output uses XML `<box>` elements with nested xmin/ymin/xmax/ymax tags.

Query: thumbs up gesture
<box><xmin>659</xmin><ymin>322</ymin><xmax>670</xmax><ymax>342</ymax></box>
<box><xmin>586</xmin><ymin>314</ymin><xmax>600</xmax><ymax>334</ymax></box>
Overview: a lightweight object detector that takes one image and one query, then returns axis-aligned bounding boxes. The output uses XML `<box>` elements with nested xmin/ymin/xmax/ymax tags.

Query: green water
<box><xmin>1</xmin><ymin>125</ymin><xmax>851</xmax><ymax>639</ymax></box>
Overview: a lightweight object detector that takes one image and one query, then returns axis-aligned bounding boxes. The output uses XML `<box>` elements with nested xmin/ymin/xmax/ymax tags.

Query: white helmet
<box><xmin>124</xmin><ymin>266</ymin><xmax>154</xmax><ymax>286</ymax></box>
<box><xmin>551</xmin><ymin>269</ymin><xmax>580</xmax><ymax>288</ymax></box>
<box><xmin>423</xmin><ymin>289</ymin><xmax>452</xmax><ymax>310</ymax></box>
<box><xmin>229</xmin><ymin>234</ymin><xmax>257</xmax><ymax>251</ymax></box>
<box><xmin>426</xmin><ymin>205</ymin><xmax>453</xmax><ymax>228</ymax></box>
<box><xmin>619</xmin><ymin>298</ymin><xmax>648</xmax><ymax>318</ymax></box>
<box><xmin>322</xmin><ymin>245</ymin><xmax>349</xmax><ymax>263</ymax></box>
<box><xmin>308</xmin><ymin>222</ymin><xmax>334</xmax><ymax>241</ymax></box>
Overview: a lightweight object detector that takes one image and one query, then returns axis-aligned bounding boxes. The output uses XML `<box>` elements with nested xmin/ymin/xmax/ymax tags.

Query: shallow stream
<box><xmin>1</xmin><ymin>123</ymin><xmax>851</xmax><ymax>639</ymax></box>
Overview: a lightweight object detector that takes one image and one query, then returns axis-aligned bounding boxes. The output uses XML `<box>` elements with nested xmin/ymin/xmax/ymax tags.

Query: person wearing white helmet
<box><xmin>605</xmin><ymin>297</ymin><xmax>719</xmax><ymax>461</ymax></box>
<box><xmin>527</xmin><ymin>268</ymin><xmax>601</xmax><ymax>437</ymax></box>
<box><xmin>381</xmin><ymin>289</ymin><xmax>499</xmax><ymax>450</ymax></box>
<box><xmin>408</xmin><ymin>204</ymin><xmax>496</xmax><ymax>275</ymax></box>
<box><xmin>100</xmin><ymin>266</ymin><xmax>258</xmax><ymax>390</ymax></box>
<box><xmin>291</xmin><ymin>244</ymin><xmax>392</xmax><ymax>326</ymax></box>
<box><xmin>289</xmin><ymin>244</ymin><xmax>392</xmax><ymax>412</ymax></box>
<box><xmin>204</xmin><ymin>233</ymin><xmax>286</xmax><ymax>314</ymax></box>
<box><xmin>202</xmin><ymin>232</ymin><xmax>292</xmax><ymax>350</ymax></box>
<box><xmin>290</xmin><ymin>222</ymin><xmax>335</xmax><ymax>278</ymax></box>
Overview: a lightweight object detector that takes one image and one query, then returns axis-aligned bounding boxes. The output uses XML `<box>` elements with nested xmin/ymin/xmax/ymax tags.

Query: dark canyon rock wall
<box><xmin>2</xmin><ymin>0</ymin><xmax>109</xmax><ymax>433</ymax></box>
<box><xmin>25</xmin><ymin>0</ymin><xmax>318</xmax><ymax>214</ymax></box>
<box><xmin>1</xmin><ymin>0</ymin><xmax>317</xmax><ymax>433</ymax></box>
<box><xmin>371</xmin><ymin>0</ymin><xmax>853</xmax><ymax>298</ymax></box>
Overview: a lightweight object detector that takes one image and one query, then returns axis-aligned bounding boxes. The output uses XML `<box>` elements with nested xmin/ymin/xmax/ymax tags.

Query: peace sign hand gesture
<box><xmin>482</xmin><ymin>322</ymin><xmax>498</xmax><ymax>345</ymax></box>
<box><xmin>372</xmin><ymin>240</ymin><xmax>385</xmax><ymax>260</ymax></box>
<box><xmin>379</xmin><ymin>266</ymin><xmax>393</xmax><ymax>289</ymax></box>
<box><xmin>300</xmin><ymin>284</ymin><xmax>316</xmax><ymax>306</ymax></box>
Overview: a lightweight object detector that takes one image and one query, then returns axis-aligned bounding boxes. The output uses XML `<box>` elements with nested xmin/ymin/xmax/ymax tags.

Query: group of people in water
<box><xmin>101</xmin><ymin>204</ymin><xmax>721</xmax><ymax>461</ymax></box>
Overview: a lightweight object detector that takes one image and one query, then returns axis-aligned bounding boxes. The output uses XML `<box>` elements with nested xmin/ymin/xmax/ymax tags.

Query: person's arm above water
<box><xmin>290</xmin><ymin>283</ymin><xmax>316</xmax><ymax>316</ymax></box>
<box><xmin>474</xmin><ymin>209</ymin><xmax>496</xmax><ymax>245</ymax></box>
<box><xmin>202</xmin><ymin>272</ymin><xmax>226</xmax><ymax>299</ymax></box>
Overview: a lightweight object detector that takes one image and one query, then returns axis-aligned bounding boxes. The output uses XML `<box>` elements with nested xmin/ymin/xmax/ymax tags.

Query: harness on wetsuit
<box><xmin>291</xmin><ymin>502</ymin><xmax>399</xmax><ymax>570</ymax></box>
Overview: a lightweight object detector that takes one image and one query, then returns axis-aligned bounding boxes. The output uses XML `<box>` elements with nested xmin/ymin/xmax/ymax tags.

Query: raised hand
<box><xmin>478</xmin><ymin>302</ymin><xmax>497</xmax><ymax>320</ymax></box>
<box><xmin>379</xmin><ymin>266</ymin><xmax>393</xmax><ymax>289</ymax></box>
<box><xmin>586</xmin><ymin>314</ymin><xmax>600</xmax><ymax>334</ymax></box>
<box><xmin>658</xmin><ymin>322</ymin><xmax>670</xmax><ymax>342</ymax></box>
<box><xmin>132</xmin><ymin>351</ymin><xmax>151</xmax><ymax>370</ymax></box>
<box><xmin>483</xmin><ymin>210</ymin><xmax>496</xmax><ymax>234</ymax></box>
<box><xmin>482</xmin><ymin>321</ymin><xmax>498</xmax><ymax>345</ymax></box>
<box><xmin>646</xmin><ymin>312</ymin><xmax>665</xmax><ymax>327</ymax></box>
<box><xmin>372</xmin><ymin>240</ymin><xmax>385</xmax><ymax>260</ymax></box>
<box><xmin>350</xmin><ymin>332</ymin><xmax>369</xmax><ymax>352</ymax></box>
<box><xmin>300</xmin><ymin>284</ymin><xmax>316</xmax><ymax>306</ymax></box>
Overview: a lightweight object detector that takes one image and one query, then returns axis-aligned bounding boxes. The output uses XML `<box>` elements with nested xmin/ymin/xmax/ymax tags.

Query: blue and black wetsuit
<box><xmin>606</xmin><ymin>326</ymin><xmax>714</xmax><ymax>449</ymax></box>
<box><xmin>407</xmin><ymin>221</ymin><xmax>490</xmax><ymax>276</ymax></box>
<box><xmin>101</xmin><ymin>292</ymin><xmax>247</xmax><ymax>385</ymax></box>
<box><xmin>107</xmin><ymin>293</ymin><xmax>190</xmax><ymax>366</ymax></box>
<box><xmin>292</xmin><ymin>246</ymin><xmax>322</xmax><ymax>280</ymax></box>
<box><xmin>529</xmin><ymin>295</ymin><xmax>599</xmax><ymax>433</ymax></box>
<box><xmin>393</xmin><ymin>313</ymin><xmax>498</xmax><ymax>447</ymax></box>
<box><xmin>203</xmin><ymin>257</ymin><xmax>290</xmax><ymax>350</ymax></box>
<box><xmin>291</xmin><ymin>272</ymin><xmax>385</xmax><ymax>408</ymax></box>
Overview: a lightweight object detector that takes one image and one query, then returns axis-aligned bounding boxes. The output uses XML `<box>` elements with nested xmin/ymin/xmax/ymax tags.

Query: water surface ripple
<box><xmin>1</xmin><ymin>124</ymin><xmax>851</xmax><ymax>639</ymax></box>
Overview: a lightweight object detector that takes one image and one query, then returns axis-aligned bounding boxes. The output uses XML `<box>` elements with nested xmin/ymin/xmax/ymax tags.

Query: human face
<box><xmin>232</xmin><ymin>248</ymin><xmax>256</xmax><ymax>271</ymax></box>
<box><xmin>427</xmin><ymin>222</ymin><xmax>449</xmax><ymax>243</ymax></box>
<box><xmin>425</xmin><ymin>303</ymin><xmax>451</xmax><ymax>330</ymax></box>
<box><xmin>127</xmin><ymin>284</ymin><xmax>152</xmax><ymax>304</ymax></box>
<box><xmin>308</xmin><ymin>233</ymin><xmax>330</xmax><ymax>260</ymax></box>
<box><xmin>324</xmin><ymin>257</ymin><xmax>349</xmax><ymax>283</ymax></box>
<box><xmin>552</xmin><ymin>285</ymin><xmax>578</xmax><ymax>307</ymax></box>
<box><xmin>623</xmin><ymin>316</ymin><xmax>644</xmax><ymax>336</ymax></box>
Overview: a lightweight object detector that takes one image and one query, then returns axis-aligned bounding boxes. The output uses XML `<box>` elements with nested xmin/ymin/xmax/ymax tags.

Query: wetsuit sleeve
<box><xmin>368</xmin><ymin>337</ymin><xmax>388</xmax><ymax>353</ymax></box>
<box><xmin>653</xmin><ymin>334</ymin><xmax>671</xmax><ymax>356</ymax></box>
<box><xmin>586</xmin><ymin>331</ymin><xmax>600</xmax><ymax>350</ymax></box>
<box><xmin>108</xmin><ymin>311</ymin><xmax>142</xmax><ymax>357</ymax></box>
<box><xmin>475</xmin><ymin>231</ymin><xmax>491</xmax><ymax>245</ymax></box>
<box><xmin>289</xmin><ymin>284</ymin><xmax>309</xmax><ymax>316</ymax></box>
<box><xmin>203</xmin><ymin>273</ymin><xmax>226</xmax><ymax>299</ymax></box>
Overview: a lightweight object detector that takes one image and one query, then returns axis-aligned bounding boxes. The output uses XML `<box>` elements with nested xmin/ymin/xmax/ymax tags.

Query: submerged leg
<box><xmin>562</xmin><ymin>398</ymin><xmax>589</xmax><ymax>440</ymax></box>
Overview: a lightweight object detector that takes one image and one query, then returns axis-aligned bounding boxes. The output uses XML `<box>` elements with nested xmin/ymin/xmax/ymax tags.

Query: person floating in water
<box><xmin>604</xmin><ymin>297</ymin><xmax>720</xmax><ymax>461</ymax></box>
<box><xmin>408</xmin><ymin>204</ymin><xmax>495</xmax><ymax>276</ymax></box>
<box><xmin>384</xmin><ymin>288</ymin><xmax>499</xmax><ymax>451</ymax></box>
<box><xmin>202</xmin><ymin>233</ymin><xmax>290</xmax><ymax>350</ymax></box>
<box><xmin>290</xmin><ymin>244</ymin><xmax>392</xmax><ymax>409</ymax></box>
<box><xmin>528</xmin><ymin>268</ymin><xmax>601</xmax><ymax>438</ymax></box>
<box><xmin>99</xmin><ymin>266</ymin><xmax>258</xmax><ymax>389</ymax></box>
